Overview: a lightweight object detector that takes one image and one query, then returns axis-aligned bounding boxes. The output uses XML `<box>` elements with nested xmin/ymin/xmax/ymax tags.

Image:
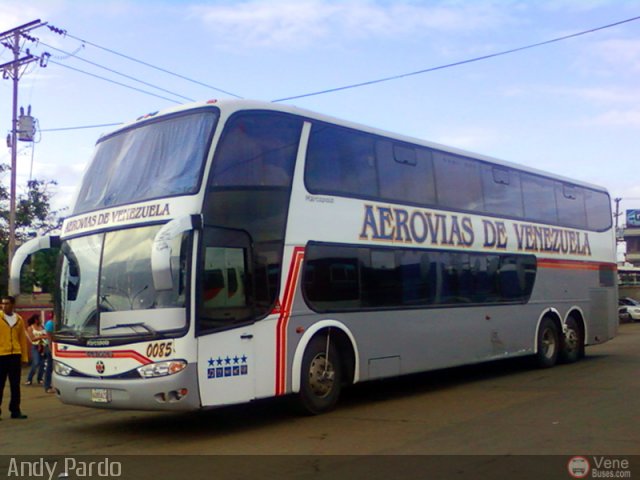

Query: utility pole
<box><xmin>614</xmin><ymin>197</ymin><xmax>622</xmax><ymax>238</ymax></box>
<box><xmin>0</xmin><ymin>19</ymin><xmax>48</xmax><ymax>281</ymax></box>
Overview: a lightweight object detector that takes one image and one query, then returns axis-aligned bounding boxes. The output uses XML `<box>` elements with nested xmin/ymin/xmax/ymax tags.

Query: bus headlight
<box><xmin>54</xmin><ymin>361</ymin><xmax>74</xmax><ymax>376</ymax></box>
<box><xmin>138</xmin><ymin>360</ymin><xmax>187</xmax><ymax>378</ymax></box>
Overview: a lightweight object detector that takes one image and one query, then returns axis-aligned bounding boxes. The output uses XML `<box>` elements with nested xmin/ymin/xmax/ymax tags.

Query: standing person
<box><xmin>43</xmin><ymin>319</ymin><xmax>55</xmax><ymax>394</ymax></box>
<box><xmin>25</xmin><ymin>315</ymin><xmax>46</xmax><ymax>385</ymax></box>
<box><xmin>0</xmin><ymin>295</ymin><xmax>28</xmax><ymax>419</ymax></box>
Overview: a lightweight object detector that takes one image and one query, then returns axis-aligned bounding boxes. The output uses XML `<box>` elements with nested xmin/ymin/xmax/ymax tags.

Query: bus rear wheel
<box><xmin>559</xmin><ymin>317</ymin><xmax>583</xmax><ymax>364</ymax></box>
<box><xmin>535</xmin><ymin>317</ymin><xmax>559</xmax><ymax>368</ymax></box>
<box><xmin>298</xmin><ymin>335</ymin><xmax>342</xmax><ymax>415</ymax></box>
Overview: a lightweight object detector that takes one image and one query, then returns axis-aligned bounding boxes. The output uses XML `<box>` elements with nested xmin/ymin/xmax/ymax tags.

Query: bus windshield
<box><xmin>59</xmin><ymin>225</ymin><xmax>188</xmax><ymax>338</ymax></box>
<box><xmin>73</xmin><ymin>109</ymin><xmax>219</xmax><ymax>215</ymax></box>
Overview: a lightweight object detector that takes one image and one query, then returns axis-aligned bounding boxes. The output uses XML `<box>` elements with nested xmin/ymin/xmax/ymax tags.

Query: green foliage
<box><xmin>0</xmin><ymin>163</ymin><xmax>62</xmax><ymax>296</ymax></box>
<box><xmin>19</xmin><ymin>248</ymin><xmax>60</xmax><ymax>294</ymax></box>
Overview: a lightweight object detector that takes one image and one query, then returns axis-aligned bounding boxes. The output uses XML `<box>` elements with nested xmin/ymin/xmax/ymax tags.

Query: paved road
<box><xmin>2</xmin><ymin>323</ymin><xmax>639</xmax><ymax>456</ymax></box>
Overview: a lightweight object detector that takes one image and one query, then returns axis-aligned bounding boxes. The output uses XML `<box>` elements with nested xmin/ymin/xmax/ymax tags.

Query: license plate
<box><xmin>91</xmin><ymin>388</ymin><xmax>111</xmax><ymax>403</ymax></box>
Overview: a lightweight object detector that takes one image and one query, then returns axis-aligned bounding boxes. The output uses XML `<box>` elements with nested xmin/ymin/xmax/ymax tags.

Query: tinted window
<box><xmin>433</xmin><ymin>152</ymin><xmax>483</xmax><ymax>212</ymax></box>
<box><xmin>521</xmin><ymin>174</ymin><xmax>558</xmax><ymax>224</ymax></box>
<box><xmin>377</xmin><ymin>141</ymin><xmax>436</xmax><ymax>205</ymax></box>
<box><xmin>556</xmin><ymin>183</ymin><xmax>587</xmax><ymax>228</ymax></box>
<box><xmin>211</xmin><ymin>112</ymin><xmax>302</xmax><ymax>188</ymax></box>
<box><xmin>303</xmin><ymin>246</ymin><xmax>362</xmax><ymax>310</ymax></box>
<box><xmin>585</xmin><ymin>189</ymin><xmax>612</xmax><ymax>231</ymax></box>
<box><xmin>198</xmin><ymin>228</ymin><xmax>253</xmax><ymax>331</ymax></box>
<box><xmin>74</xmin><ymin>110</ymin><xmax>218</xmax><ymax>214</ymax></box>
<box><xmin>599</xmin><ymin>265</ymin><xmax>616</xmax><ymax>288</ymax></box>
<box><xmin>303</xmin><ymin>243</ymin><xmax>537</xmax><ymax>312</ymax></box>
<box><xmin>303</xmin><ymin>121</ymin><xmax>610</xmax><ymax>232</ymax></box>
<box><xmin>204</xmin><ymin>112</ymin><xmax>303</xmax><ymax>324</ymax></box>
<box><xmin>306</xmin><ymin>124</ymin><xmax>378</xmax><ymax>197</ymax></box>
<box><xmin>481</xmin><ymin>165</ymin><xmax>524</xmax><ymax>218</ymax></box>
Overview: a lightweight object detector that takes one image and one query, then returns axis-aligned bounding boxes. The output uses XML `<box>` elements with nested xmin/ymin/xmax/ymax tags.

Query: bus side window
<box><xmin>433</xmin><ymin>152</ymin><xmax>483</xmax><ymax>212</ymax></box>
<box><xmin>306</xmin><ymin>123</ymin><xmax>378</xmax><ymax>198</ymax></box>
<box><xmin>200</xmin><ymin>241</ymin><xmax>251</xmax><ymax>331</ymax></box>
<box><xmin>585</xmin><ymin>189</ymin><xmax>612</xmax><ymax>231</ymax></box>
<box><xmin>556</xmin><ymin>183</ymin><xmax>587</xmax><ymax>229</ymax></box>
<box><xmin>203</xmin><ymin>247</ymin><xmax>246</xmax><ymax>308</ymax></box>
<box><xmin>481</xmin><ymin>165</ymin><xmax>524</xmax><ymax>218</ymax></box>
<box><xmin>521</xmin><ymin>174</ymin><xmax>558</xmax><ymax>224</ymax></box>
<box><xmin>211</xmin><ymin>112</ymin><xmax>301</xmax><ymax>188</ymax></box>
<box><xmin>376</xmin><ymin>140</ymin><xmax>436</xmax><ymax>205</ymax></box>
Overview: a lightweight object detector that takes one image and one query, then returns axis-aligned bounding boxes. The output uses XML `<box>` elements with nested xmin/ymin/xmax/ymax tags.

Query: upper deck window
<box><xmin>306</xmin><ymin>124</ymin><xmax>378</xmax><ymax>197</ymax></box>
<box><xmin>73</xmin><ymin>109</ymin><xmax>219</xmax><ymax>215</ymax></box>
<box><xmin>304</xmin><ymin>120</ymin><xmax>611</xmax><ymax>232</ymax></box>
<box><xmin>210</xmin><ymin>112</ymin><xmax>302</xmax><ymax>188</ymax></box>
<box><xmin>481</xmin><ymin>165</ymin><xmax>524</xmax><ymax>217</ymax></box>
<box><xmin>433</xmin><ymin>151</ymin><xmax>483</xmax><ymax>212</ymax></box>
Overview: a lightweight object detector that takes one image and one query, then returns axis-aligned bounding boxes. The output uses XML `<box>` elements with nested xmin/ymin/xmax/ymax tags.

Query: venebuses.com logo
<box><xmin>568</xmin><ymin>457</ymin><xmax>590</xmax><ymax>478</ymax></box>
<box><xmin>568</xmin><ymin>456</ymin><xmax>631</xmax><ymax>478</ymax></box>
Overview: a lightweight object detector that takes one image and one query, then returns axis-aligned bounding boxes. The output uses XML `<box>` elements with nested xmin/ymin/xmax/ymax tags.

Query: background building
<box><xmin>623</xmin><ymin>209</ymin><xmax>640</xmax><ymax>266</ymax></box>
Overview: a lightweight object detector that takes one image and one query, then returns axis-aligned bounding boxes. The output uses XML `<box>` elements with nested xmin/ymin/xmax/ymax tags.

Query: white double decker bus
<box><xmin>11</xmin><ymin>99</ymin><xmax>617</xmax><ymax>414</ymax></box>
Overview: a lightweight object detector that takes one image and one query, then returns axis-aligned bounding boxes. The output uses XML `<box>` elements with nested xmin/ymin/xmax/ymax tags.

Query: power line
<box><xmin>34</xmin><ymin>14</ymin><xmax>640</xmax><ymax>132</ymax></box>
<box><xmin>48</xmin><ymin>59</ymin><xmax>185</xmax><ymax>104</ymax></box>
<box><xmin>39</xmin><ymin>40</ymin><xmax>196</xmax><ymax>102</ymax></box>
<box><xmin>273</xmin><ymin>14</ymin><xmax>640</xmax><ymax>102</ymax></box>
<box><xmin>40</xmin><ymin>122</ymin><xmax>121</xmax><ymax>132</ymax></box>
<box><xmin>12</xmin><ymin>27</ymin><xmax>188</xmax><ymax>104</ymax></box>
<box><xmin>56</xmin><ymin>27</ymin><xmax>243</xmax><ymax>99</ymax></box>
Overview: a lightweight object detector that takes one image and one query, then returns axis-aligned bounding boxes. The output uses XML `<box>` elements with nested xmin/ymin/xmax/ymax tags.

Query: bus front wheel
<box><xmin>535</xmin><ymin>317</ymin><xmax>559</xmax><ymax>368</ymax></box>
<box><xmin>298</xmin><ymin>334</ymin><xmax>342</xmax><ymax>415</ymax></box>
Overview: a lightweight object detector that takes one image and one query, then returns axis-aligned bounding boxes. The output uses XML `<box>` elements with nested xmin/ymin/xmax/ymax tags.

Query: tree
<box><xmin>0</xmin><ymin>163</ymin><xmax>63</xmax><ymax>295</ymax></box>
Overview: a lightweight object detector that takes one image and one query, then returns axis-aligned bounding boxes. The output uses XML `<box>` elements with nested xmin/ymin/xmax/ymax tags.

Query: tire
<box><xmin>559</xmin><ymin>317</ymin><xmax>583</xmax><ymax>364</ymax></box>
<box><xmin>535</xmin><ymin>317</ymin><xmax>559</xmax><ymax>368</ymax></box>
<box><xmin>298</xmin><ymin>334</ymin><xmax>342</xmax><ymax>415</ymax></box>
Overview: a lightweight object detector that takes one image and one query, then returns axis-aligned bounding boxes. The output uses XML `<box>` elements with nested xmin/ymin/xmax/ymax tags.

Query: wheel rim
<box><xmin>541</xmin><ymin>327</ymin><xmax>557</xmax><ymax>359</ymax></box>
<box><xmin>565</xmin><ymin>328</ymin><xmax>578</xmax><ymax>354</ymax></box>
<box><xmin>308</xmin><ymin>353</ymin><xmax>335</xmax><ymax>398</ymax></box>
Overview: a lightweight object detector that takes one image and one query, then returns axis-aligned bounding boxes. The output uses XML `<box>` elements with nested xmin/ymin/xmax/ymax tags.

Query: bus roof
<box><xmin>102</xmin><ymin>98</ymin><xmax>609</xmax><ymax>194</ymax></box>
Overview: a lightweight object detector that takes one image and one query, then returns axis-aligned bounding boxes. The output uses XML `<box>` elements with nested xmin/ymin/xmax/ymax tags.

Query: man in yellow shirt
<box><xmin>0</xmin><ymin>295</ymin><xmax>28</xmax><ymax>419</ymax></box>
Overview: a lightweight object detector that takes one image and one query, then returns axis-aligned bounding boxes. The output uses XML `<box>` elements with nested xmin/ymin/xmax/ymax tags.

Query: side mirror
<box><xmin>151</xmin><ymin>215</ymin><xmax>201</xmax><ymax>291</ymax></box>
<box><xmin>9</xmin><ymin>235</ymin><xmax>60</xmax><ymax>296</ymax></box>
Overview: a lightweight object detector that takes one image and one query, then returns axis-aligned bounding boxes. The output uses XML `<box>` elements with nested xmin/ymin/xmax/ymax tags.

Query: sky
<box><xmin>1</xmin><ymin>0</ymin><xmax>640</xmax><ymax>238</ymax></box>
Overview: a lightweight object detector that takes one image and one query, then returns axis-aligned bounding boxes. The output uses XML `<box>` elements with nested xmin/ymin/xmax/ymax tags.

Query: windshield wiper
<box><xmin>102</xmin><ymin>322</ymin><xmax>159</xmax><ymax>337</ymax></box>
<box><xmin>56</xmin><ymin>327</ymin><xmax>77</xmax><ymax>335</ymax></box>
<box><xmin>55</xmin><ymin>327</ymin><xmax>86</xmax><ymax>341</ymax></box>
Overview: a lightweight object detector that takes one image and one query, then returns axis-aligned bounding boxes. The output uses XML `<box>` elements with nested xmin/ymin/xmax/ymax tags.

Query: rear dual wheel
<box><xmin>535</xmin><ymin>316</ymin><xmax>584</xmax><ymax>368</ymax></box>
<box><xmin>559</xmin><ymin>317</ymin><xmax>583</xmax><ymax>364</ymax></box>
<box><xmin>535</xmin><ymin>317</ymin><xmax>559</xmax><ymax>368</ymax></box>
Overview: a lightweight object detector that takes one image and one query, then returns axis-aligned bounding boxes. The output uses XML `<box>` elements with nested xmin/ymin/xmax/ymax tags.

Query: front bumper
<box><xmin>54</xmin><ymin>363</ymin><xmax>201</xmax><ymax>411</ymax></box>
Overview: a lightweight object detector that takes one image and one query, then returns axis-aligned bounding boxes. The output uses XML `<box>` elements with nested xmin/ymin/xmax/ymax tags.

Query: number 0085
<box><xmin>146</xmin><ymin>341</ymin><xmax>173</xmax><ymax>358</ymax></box>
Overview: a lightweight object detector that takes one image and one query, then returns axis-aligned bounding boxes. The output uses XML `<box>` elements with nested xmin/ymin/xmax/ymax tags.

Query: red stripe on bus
<box><xmin>275</xmin><ymin>247</ymin><xmax>305</xmax><ymax>396</ymax></box>
<box><xmin>53</xmin><ymin>343</ymin><xmax>153</xmax><ymax>365</ymax></box>
<box><xmin>537</xmin><ymin>259</ymin><xmax>616</xmax><ymax>271</ymax></box>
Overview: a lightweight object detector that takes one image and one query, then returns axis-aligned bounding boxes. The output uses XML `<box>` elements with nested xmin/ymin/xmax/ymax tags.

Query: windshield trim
<box><xmin>73</xmin><ymin>106</ymin><xmax>219</xmax><ymax>216</ymax></box>
<box><xmin>97</xmin><ymin>105</ymin><xmax>219</xmax><ymax>146</ymax></box>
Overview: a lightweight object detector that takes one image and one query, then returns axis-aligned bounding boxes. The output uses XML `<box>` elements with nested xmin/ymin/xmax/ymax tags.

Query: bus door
<box><xmin>197</xmin><ymin>227</ymin><xmax>256</xmax><ymax>407</ymax></box>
